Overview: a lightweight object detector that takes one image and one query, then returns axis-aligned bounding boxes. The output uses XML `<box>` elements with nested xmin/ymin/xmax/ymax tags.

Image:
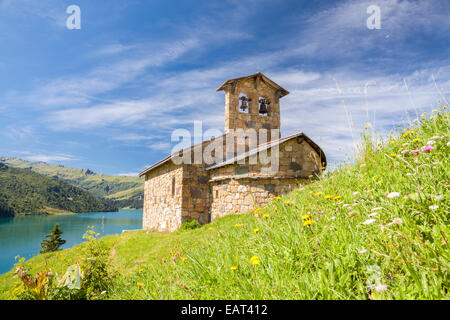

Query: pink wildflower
<box><xmin>412</xmin><ymin>149</ymin><xmax>420</xmax><ymax>155</ymax></box>
<box><xmin>421</xmin><ymin>146</ymin><xmax>435</xmax><ymax>153</ymax></box>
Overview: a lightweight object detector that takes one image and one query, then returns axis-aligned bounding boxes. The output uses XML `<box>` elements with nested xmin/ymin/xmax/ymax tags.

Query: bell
<box><xmin>258</xmin><ymin>98</ymin><xmax>269</xmax><ymax>114</ymax></box>
<box><xmin>239</xmin><ymin>96</ymin><xmax>249</xmax><ymax>112</ymax></box>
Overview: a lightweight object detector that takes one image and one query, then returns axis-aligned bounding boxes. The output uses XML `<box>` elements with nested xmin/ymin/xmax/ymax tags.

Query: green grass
<box><xmin>1</xmin><ymin>107</ymin><xmax>448</xmax><ymax>300</ymax></box>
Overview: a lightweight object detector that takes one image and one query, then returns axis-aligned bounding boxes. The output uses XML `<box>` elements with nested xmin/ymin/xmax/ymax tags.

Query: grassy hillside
<box><xmin>0</xmin><ymin>164</ymin><xmax>117</xmax><ymax>217</ymax></box>
<box><xmin>0</xmin><ymin>107</ymin><xmax>448</xmax><ymax>300</ymax></box>
<box><xmin>0</xmin><ymin>158</ymin><xmax>144</xmax><ymax>208</ymax></box>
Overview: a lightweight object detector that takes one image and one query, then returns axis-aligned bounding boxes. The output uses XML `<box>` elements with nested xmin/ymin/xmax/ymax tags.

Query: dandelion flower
<box><xmin>333</xmin><ymin>195</ymin><xmax>342</xmax><ymax>200</ymax></box>
<box><xmin>387</xmin><ymin>192</ymin><xmax>400</xmax><ymax>199</ymax></box>
<box><xmin>262</xmin><ymin>213</ymin><xmax>270</xmax><ymax>218</ymax></box>
<box><xmin>303</xmin><ymin>220</ymin><xmax>314</xmax><ymax>226</ymax></box>
<box><xmin>137</xmin><ymin>282</ymin><xmax>144</xmax><ymax>289</ymax></box>
<box><xmin>308</xmin><ymin>174</ymin><xmax>314</xmax><ymax>178</ymax></box>
<box><xmin>325</xmin><ymin>195</ymin><xmax>333</xmax><ymax>199</ymax></box>
<box><xmin>363</xmin><ymin>219</ymin><xmax>376</xmax><ymax>225</ymax></box>
<box><xmin>301</xmin><ymin>214</ymin><xmax>311</xmax><ymax>220</ymax></box>
<box><xmin>250</xmin><ymin>256</ymin><xmax>260</xmax><ymax>265</ymax></box>
<box><xmin>182</xmin><ymin>257</ymin><xmax>188</xmax><ymax>262</ymax></box>
<box><xmin>273</xmin><ymin>196</ymin><xmax>281</xmax><ymax>200</ymax></box>
<box><xmin>230</xmin><ymin>266</ymin><xmax>238</xmax><ymax>270</ymax></box>
<box><xmin>139</xmin><ymin>268</ymin><xmax>144</xmax><ymax>273</ymax></box>
<box><xmin>253</xmin><ymin>228</ymin><xmax>260</xmax><ymax>233</ymax></box>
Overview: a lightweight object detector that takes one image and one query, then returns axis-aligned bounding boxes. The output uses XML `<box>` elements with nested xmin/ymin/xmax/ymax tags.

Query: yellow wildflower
<box><xmin>182</xmin><ymin>257</ymin><xmax>188</xmax><ymax>262</ymax></box>
<box><xmin>324</xmin><ymin>195</ymin><xmax>333</xmax><ymax>199</ymax></box>
<box><xmin>139</xmin><ymin>268</ymin><xmax>144</xmax><ymax>273</ymax></box>
<box><xmin>231</xmin><ymin>266</ymin><xmax>238</xmax><ymax>270</ymax></box>
<box><xmin>309</xmin><ymin>191</ymin><xmax>314</xmax><ymax>195</ymax></box>
<box><xmin>137</xmin><ymin>282</ymin><xmax>144</xmax><ymax>288</ymax></box>
<box><xmin>250</xmin><ymin>256</ymin><xmax>261</xmax><ymax>265</ymax></box>
<box><xmin>308</xmin><ymin>174</ymin><xmax>314</xmax><ymax>178</ymax></box>
<box><xmin>253</xmin><ymin>228</ymin><xmax>260</xmax><ymax>233</ymax></box>
<box><xmin>333</xmin><ymin>195</ymin><xmax>342</xmax><ymax>200</ymax></box>
<box><xmin>301</xmin><ymin>214</ymin><xmax>310</xmax><ymax>220</ymax></box>
<box><xmin>303</xmin><ymin>220</ymin><xmax>315</xmax><ymax>226</ymax></box>
<box><xmin>412</xmin><ymin>138</ymin><xmax>420</xmax><ymax>142</ymax></box>
<box><xmin>262</xmin><ymin>213</ymin><xmax>270</xmax><ymax>218</ymax></box>
<box><xmin>390</xmin><ymin>153</ymin><xmax>397</xmax><ymax>157</ymax></box>
<box><xmin>273</xmin><ymin>196</ymin><xmax>281</xmax><ymax>200</ymax></box>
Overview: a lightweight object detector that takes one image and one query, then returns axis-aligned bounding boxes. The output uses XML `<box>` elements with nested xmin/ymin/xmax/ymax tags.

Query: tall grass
<box><xmin>1</xmin><ymin>106</ymin><xmax>448</xmax><ymax>300</ymax></box>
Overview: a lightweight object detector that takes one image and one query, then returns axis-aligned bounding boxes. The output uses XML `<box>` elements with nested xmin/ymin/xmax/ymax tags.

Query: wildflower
<box><xmin>250</xmin><ymin>256</ymin><xmax>260</xmax><ymax>265</ymax></box>
<box><xmin>421</xmin><ymin>146</ymin><xmax>435</xmax><ymax>153</ymax></box>
<box><xmin>368</xmin><ymin>212</ymin><xmax>378</xmax><ymax>217</ymax></box>
<box><xmin>321</xmin><ymin>166</ymin><xmax>326</xmax><ymax>170</ymax></box>
<box><xmin>273</xmin><ymin>196</ymin><xmax>281</xmax><ymax>200</ymax></box>
<box><xmin>301</xmin><ymin>214</ymin><xmax>311</xmax><ymax>220</ymax></box>
<box><xmin>235</xmin><ymin>223</ymin><xmax>242</xmax><ymax>227</ymax></box>
<box><xmin>427</xmin><ymin>140</ymin><xmax>436</xmax><ymax>145</ymax></box>
<box><xmin>430</xmin><ymin>136</ymin><xmax>441</xmax><ymax>140</ymax></box>
<box><xmin>363</xmin><ymin>219</ymin><xmax>376</xmax><ymax>225</ymax></box>
<box><xmin>447</xmin><ymin>141</ymin><xmax>450</xmax><ymax>147</ymax></box>
<box><xmin>412</xmin><ymin>138</ymin><xmax>421</xmax><ymax>142</ymax></box>
<box><xmin>402</xmin><ymin>143</ymin><xmax>409</xmax><ymax>147</ymax></box>
<box><xmin>230</xmin><ymin>266</ymin><xmax>238</xmax><ymax>271</ymax></box>
<box><xmin>308</xmin><ymin>174</ymin><xmax>314</xmax><ymax>178</ymax></box>
<box><xmin>182</xmin><ymin>257</ymin><xmax>188</xmax><ymax>262</ymax></box>
<box><xmin>285</xmin><ymin>200</ymin><xmax>291</xmax><ymax>205</ymax></box>
<box><xmin>314</xmin><ymin>191</ymin><xmax>323</xmax><ymax>197</ymax></box>
<box><xmin>262</xmin><ymin>213</ymin><xmax>270</xmax><ymax>218</ymax></box>
<box><xmin>364</xmin><ymin>126</ymin><xmax>368</xmax><ymax>129</ymax></box>
<box><xmin>253</xmin><ymin>228</ymin><xmax>260</xmax><ymax>233</ymax></box>
<box><xmin>333</xmin><ymin>195</ymin><xmax>342</xmax><ymax>200</ymax></box>
<box><xmin>358</xmin><ymin>249</ymin><xmax>368</xmax><ymax>254</ymax></box>
<box><xmin>387</xmin><ymin>192</ymin><xmax>400</xmax><ymax>199</ymax></box>
<box><xmin>137</xmin><ymin>282</ymin><xmax>144</xmax><ymax>289</ymax></box>
<box><xmin>389</xmin><ymin>153</ymin><xmax>397</xmax><ymax>157</ymax></box>
<box><xmin>375</xmin><ymin>284</ymin><xmax>388</xmax><ymax>293</ymax></box>
<box><xmin>325</xmin><ymin>195</ymin><xmax>333</xmax><ymax>199</ymax></box>
<box><xmin>401</xmin><ymin>150</ymin><xmax>409</xmax><ymax>155</ymax></box>
<box><xmin>342</xmin><ymin>204</ymin><xmax>350</xmax><ymax>208</ymax></box>
<box><xmin>429</xmin><ymin>205</ymin><xmax>439</xmax><ymax>210</ymax></box>
<box><xmin>303</xmin><ymin>220</ymin><xmax>314</xmax><ymax>226</ymax></box>
<box><xmin>208</xmin><ymin>227</ymin><xmax>213</xmax><ymax>230</ymax></box>
<box><xmin>353</xmin><ymin>191</ymin><xmax>360</xmax><ymax>196</ymax></box>
<box><xmin>309</xmin><ymin>191</ymin><xmax>314</xmax><ymax>195</ymax></box>
<box><xmin>371</xmin><ymin>207</ymin><xmax>384</xmax><ymax>211</ymax></box>
<box><xmin>392</xmin><ymin>218</ymin><xmax>403</xmax><ymax>225</ymax></box>
<box><xmin>411</xmin><ymin>149</ymin><xmax>420</xmax><ymax>155</ymax></box>
<box><xmin>139</xmin><ymin>268</ymin><xmax>144</xmax><ymax>273</ymax></box>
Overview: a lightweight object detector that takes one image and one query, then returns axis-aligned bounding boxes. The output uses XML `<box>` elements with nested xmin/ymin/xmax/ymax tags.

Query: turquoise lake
<box><xmin>0</xmin><ymin>209</ymin><xmax>142</xmax><ymax>275</ymax></box>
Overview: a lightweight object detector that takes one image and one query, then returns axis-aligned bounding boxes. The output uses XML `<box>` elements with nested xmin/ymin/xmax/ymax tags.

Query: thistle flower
<box><xmin>421</xmin><ymin>146</ymin><xmax>435</xmax><ymax>153</ymax></box>
<box><xmin>412</xmin><ymin>149</ymin><xmax>420</xmax><ymax>155</ymax></box>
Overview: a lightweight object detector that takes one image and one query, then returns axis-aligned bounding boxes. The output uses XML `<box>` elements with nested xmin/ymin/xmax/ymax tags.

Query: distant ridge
<box><xmin>0</xmin><ymin>163</ymin><xmax>117</xmax><ymax>217</ymax></box>
<box><xmin>0</xmin><ymin>157</ymin><xmax>144</xmax><ymax>209</ymax></box>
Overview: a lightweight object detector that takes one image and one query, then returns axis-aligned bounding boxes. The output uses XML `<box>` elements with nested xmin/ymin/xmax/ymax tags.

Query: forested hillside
<box><xmin>0</xmin><ymin>158</ymin><xmax>143</xmax><ymax>208</ymax></box>
<box><xmin>0</xmin><ymin>164</ymin><xmax>117</xmax><ymax>217</ymax></box>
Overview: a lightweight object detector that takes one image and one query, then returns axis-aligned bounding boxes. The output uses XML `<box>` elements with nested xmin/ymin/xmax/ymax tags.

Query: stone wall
<box><xmin>210</xmin><ymin>178</ymin><xmax>309</xmax><ymax>220</ymax></box>
<box><xmin>143</xmin><ymin>162</ymin><xmax>184</xmax><ymax>232</ymax></box>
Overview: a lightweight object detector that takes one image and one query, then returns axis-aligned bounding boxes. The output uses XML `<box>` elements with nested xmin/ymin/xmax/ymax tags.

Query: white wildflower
<box><xmin>401</xmin><ymin>150</ymin><xmax>409</xmax><ymax>155</ymax></box>
<box><xmin>429</xmin><ymin>205</ymin><xmax>439</xmax><ymax>210</ymax></box>
<box><xmin>363</xmin><ymin>219</ymin><xmax>376</xmax><ymax>225</ymax></box>
<box><xmin>368</xmin><ymin>212</ymin><xmax>378</xmax><ymax>217</ymax></box>
<box><xmin>371</xmin><ymin>207</ymin><xmax>384</xmax><ymax>211</ymax></box>
<box><xmin>387</xmin><ymin>192</ymin><xmax>400</xmax><ymax>199</ymax></box>
<box><xmin>358</xmin><ymin>249</ymin><xmax>368</xmax><ymax>254</ymax></box>
<box><xmin>342</xmin><ymin>204</ymin><xmax>350</xmax><ymax>208</ymax></box>
<box><xmin>427</xmin><ymin>140</ymin><xmax>435</xmax><ymax>146</ymax></box>
<box><xmin>375</xmin><ymin>284</ymin><xmax>388</xmax><ymax>293</ymax></box>
<box><xmin>402</xmin><ymin>143</ymin><xmax>409</xmax><ymax>147</ymax></box>
<box><xmin>447</xmin><ymin>141</ymin><xmax>450</xmax><ymax>147</ymax></box>
<box><xmin>430</xmin><ymin>136</ymin><xmax>440</xmax><ymax>140</ymax></box>
<box><xmin>392</xmin><ymin>218</ymin><xmax>402</xmax><ymax>224</ymax></box>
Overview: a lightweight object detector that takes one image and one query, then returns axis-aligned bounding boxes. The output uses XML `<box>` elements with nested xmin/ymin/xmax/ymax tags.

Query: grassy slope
<box><xmin>0</xmin><ymin>158</ymin><xmax>143</xmax><ymax>202</ymax></box>
<box><xmin>0</xmin><ymin>109</ymin><xmax>448</xmax><ymax>299</ymax></box>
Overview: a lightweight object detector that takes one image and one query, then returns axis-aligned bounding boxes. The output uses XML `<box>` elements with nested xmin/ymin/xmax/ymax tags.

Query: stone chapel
<box><xmin>139</xmin><ymin>72</ymin><xmax>326</xmax><ymax>232</ymax></box>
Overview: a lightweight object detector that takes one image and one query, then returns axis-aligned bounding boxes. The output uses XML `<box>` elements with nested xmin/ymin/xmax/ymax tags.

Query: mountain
<box><xmin>0</xmin><ymin>158</ymin><xmax>143</xmax><ymax>209</ymax></box>
<box><xmin>0</xmin><ymin>163</ymin><xmax>118</xmax><ymax>217</ymax></box>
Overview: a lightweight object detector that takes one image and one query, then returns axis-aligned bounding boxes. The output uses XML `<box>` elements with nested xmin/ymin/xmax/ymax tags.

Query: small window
<box><xmin>172</xmin><ymin>176</ymin><xmax>176</xmax><ymax>197</ymax></box>
<box><xmin>239</xmin><ymin>94</ymin><xmax>250</xmax><ymax>113</ymax></box>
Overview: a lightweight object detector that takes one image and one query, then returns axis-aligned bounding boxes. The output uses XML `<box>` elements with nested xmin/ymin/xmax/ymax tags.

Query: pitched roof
<box><xmin>139</xmin><ymin>131</ymin><xmax>326</xmax><ymax>177</ymax></box>
<box><xmin>138</xmin><ymin>133</ymin><xmax>227</xmax><ymax>177</ymax></box>
<box><xmin>216</xmin><ymin>72</ymin><xmax>289</xmax><ymax>98</ymax></box>
<box><xmin>205</xmin><ymin>131</ymin><xmax>326</xmax><ymax>170</ymax></box>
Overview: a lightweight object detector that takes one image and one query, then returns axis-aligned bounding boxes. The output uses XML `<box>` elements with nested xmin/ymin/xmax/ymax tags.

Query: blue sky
<box><xmin>0</xmin><ymin>0</ymin><xmax>449</xmax><ymax>175</ymax></box>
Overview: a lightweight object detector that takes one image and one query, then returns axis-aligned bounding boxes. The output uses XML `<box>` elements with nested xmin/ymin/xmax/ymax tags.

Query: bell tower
<box><xmin>216</xmin><ymin>72</ymin><xmax>289</xmax><ymax>142</ymax></box>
